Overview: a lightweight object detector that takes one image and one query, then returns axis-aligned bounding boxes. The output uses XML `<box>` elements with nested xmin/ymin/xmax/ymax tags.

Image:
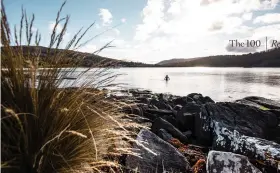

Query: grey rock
<box><xmin>235</xmin><ymin>99</ymin><xmax>266</xmax><ymax>110</ymax></box>
<box><xmin>206</xmin><ymin>150</ymin><xmax>262</xmax><ymax>173</ymax></box>
<box><xmin>149</xmin><ymin>97</ymin><xmax>172</xmax><ymax>110</ymax></box>
<box><xmin>187</xmin><ymin>93</ymin><xmax>215</xmax><ymax>105</ymax></box>
<box><xmin>176</xmin><ymin>103</ymin><xmax>201</xmax><ymax>132</ymax></box>
<box><xmin>158</xmin><ymin>129</ymin><xmax>173</xmax><ymax>142</ymax></box>
<box><xmin>122</xmin><ymin>104</ymin><xmax>143</xmax><ymax>117</ymax></box>
<box><xmin>146</xmin><ymin>109</ymin><xmax>174</xmax><ymax>116</ymax></box>
<box><xmin>136</xmin><ymin>96</ymin><xmax>149</xmax><ymax>104</ymax></box>
<box><xmin>211</xmin><ymin>121</ymin><xmax>280</xmax><ymax>169</ymax></box>
<box><xmin>195</xmin><ymin>102</ymin><xmax>280</xmax><ymax>169</ymax></box>
<box><xmin>174</xmin><ymin>104</ymin><xmax>183</xmax><ymax>111</ymax></box>
<box><xmin>172</xmin><ymin>97</ymin><xmax>189</xmax><ymax>106</ymax></box>
<box><xmin>195</xmin><ymin>102</ymin><xmax>278</xmax><ymax>145</ymax></box>
<box><xmin>126</xmin><ymin>129</ymin><xmax>191</xmax><ymax>173</ymax></box>
<box><xmin>143</xmin><ymin>111</ymin><xmax>158</xmax><ymax>121</ymax></box>
<box><xmin>236</xmin><ymin>97</ymin><xmax>280</xmax><ymax>143</ymax></box>
<box><xmin>183</xmin><ymin>130</ymin><xmax>192</xmax><ymax>138</ymax></box>
<box><xmin>162</xmin><ymin>115</ymin><xmax>179</xmax><ymax>128</ymax></box>
<box><xmin>244</xmin><ymin>96</ymin><xmax>280</xmax><ymax>110</ymax></box>
<box><xmin>152</xmin><ymin>117</ymin><xmax>189</xmax><ymax>144</ymax></box>
<box><xmin>204</xmin><ymin>96</ymin><xmax>215</xmax><ymax>104</ymax></box>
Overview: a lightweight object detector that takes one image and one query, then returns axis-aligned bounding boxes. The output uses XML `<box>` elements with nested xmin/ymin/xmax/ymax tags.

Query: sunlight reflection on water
<box><xmin>59</xmin><ymin>67</ymin><xmax>280</xmax><ymax>102</ymax></box>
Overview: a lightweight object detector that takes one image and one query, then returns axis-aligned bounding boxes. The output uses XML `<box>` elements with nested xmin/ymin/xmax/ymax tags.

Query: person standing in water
<box><xmin>164</xmin><ymin>75</ymin><xmax>170</xmax><ymax>81</ymax></box>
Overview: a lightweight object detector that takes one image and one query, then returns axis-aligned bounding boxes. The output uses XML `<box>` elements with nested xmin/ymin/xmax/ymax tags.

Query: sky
<box><xmin>4</xmin><ymin>0</ymin><xmax>280</xmax><ymax>63</ymax></box>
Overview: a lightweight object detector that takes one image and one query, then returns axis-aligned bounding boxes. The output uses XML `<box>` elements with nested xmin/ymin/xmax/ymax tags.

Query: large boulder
<box><xmin>126</xmin><ymin>129</ymin><xmax>191</xmax><ymax>173</ymax></box>
<box><xmin>235</xmin><ymin>99</ymin><xmax>268</xmax><ymax>110</ymax></box>
<box><xmin>129</xmin><ymin>89</ymin><xmax>152</xmax><ymax>96</ymax></box>
<box><xmin>242</xmin><ymin>96</ymin><xmax>280</xmax><ymax>110</ymax></box>
<box><xmin>211</xmin><ymin>121</ymin><xmax>280</xmax><ymax>169</ymax></box>
<box><xmin>157</xmin><ymin>129</ymin><xmax>173</xmax><ymax>142</ymax></box>
<box><xmin>206</xmin><ymin>150</ymin><xmax>261</xmax><ymax>173</ymax></box>
<box><xmin>195</xmin><ymin>102</ymin><xmax>280</xmax><ymax>170</ymax></box>
<box><xmin>176</xmin><ymin>103</ymin><xmax>201</xmax><ymax>132</ymax></box>
<box><xmin>236</xmin><ymin>97</ymin><xmax>280</xmax><ymax>142</ymax></box>
<box><xmin>136</xmin><ymin>96</ymin><xmax>150</xmax><ymax>104</ymax></box>
<box><xmin>141</xmin><ymin>108</ymin><xmax>175</xmax><ymax>121</ymax></box>
<box><xmin>194</xmin><ymin>105</ymin><xmax>213</xmax><ymax>146</ymax></box>
<box><xmin>187</xmin><ymin>93</ymin><xmax>215</xmax><ymax>105</ymax></box>
<box><xmin>122</xmin><ymin>104</ymin><xmax>144</xmax><ymax>117</ymax></box>
<box><xmin>195</xmin><ymin>102</ymin><xmax>279</xmax><ymax>145</ymax></box>
<box><xmin>148</xmin><ymin>95</ymin><xmax>172</xmax><ymax>110</ymax></box>
<box><xmin>152</xmin><ymin>117</ymin><xmax>189</xmax><ymax>144</ymax></box>
<box><xmin>174</xmin><ymin>104</ymin><xmax>183</xmax><ymax>111</ymax></box>
<box><xmin>172</xmin><ymin>96</ymin><xmax>194</xmax><ymax>106</ymax></box>
<box><xmin>162</xmin><ymin>115</ymin><xmax>179</xmax><ymax>128</ymax></box>
<box><xmin>270</xmin><ymin>109</ymin><xmax>280</xmax><ymax>118</ymax></box>
<box><xmin>145</xmin><ymin>109</ymin><xmax>174</xmax><ymax>116</ymax></box>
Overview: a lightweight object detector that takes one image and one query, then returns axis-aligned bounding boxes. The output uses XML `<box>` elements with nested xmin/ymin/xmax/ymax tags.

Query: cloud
<box><xmin>251</xmin><ymin>24</ymin><xmax>280</xmax><ymax>39</ymax></box>
<box><xmin>48</xmin><ymin>21</ymin><xmax>62</xmax><ymax>32</ymax></box>
<box><xmin>97</xmin><ymin>0</ymin><xmax>279</xmax><ymax>63</ymax></box>
<box><xmin>222</xmin><ymin>16</ymin><xmax>244</xmax><ymax>33</ymax></box>
<box><xmin>113</xmin><ymin>28</ymin><xmax>120</xmax><ymax>35</ymax></box>
<box><xmin>95</xmin><ymin>23</ymin><xmax>101</xmax><ymax>29</ymax></box>
<box><xmin>121</xmin><ymin>18</ymin><xmax>126</xmax><ymax>23</ymax></box>
<box><xmin>209</xmin><ymin>21</ymin><xmax>224</xmax><ymax>31</ymax></box>
<box><xmin>207</xmin><ymin>17</ymin><xmax>245</xmax><ymax>34</ymax></box>
<box><xmin>31</xmin><ymin>27</ymin><xmax>38</xmax><ymax>32</ymax></box>
<box><xmin>200</xmin><ymin>0</ymin><xmax>279</xmax><ymax>13</ymax></box>
<box><xmin>261</xmin><ymin>0</ymin><xmax>279</xmax><ymax>10</ymax></box>
<box><xmin>78</xmin><ymin>44</ymin><xmax>97</xmax><ymax>53</ymax></box>
<box><xmin>100</xmin><ymin>36</ymin><xmax>127</xmax><ymax>47</ymax></box>
<box><xmin>112</xmin><ymin>39</ymin><xmax>126</xmax><ymax>47</ymax></box>
<box><xmin>134</xmin><ymin>0</ymin><xmax>268</xmax><ymax>41</ymax></box>
<box><xmin>167</xmin><ymin>0</ymin><xmax>182</xmax><ymax>15</ymax></box>
<box><xmin>99</xmin><ymin>8</ymin><xmax>113</xmax><ymax>25</ymax></box>
<box><xmin>200</xmin><ymin>0</ymin><xmax>222</xmax><ymax>6</ymax></box>
<box><xmin>134</xmin><ymin>0</ymin><xmax>165</xmax><ymax>41</ymax></box>
<box><xmin>242</xmin><ymin>12</ymin><xmax>253</xmax><ymax>21</ymax></box>
<box><xmin>253</xmin><ymin>13</ymin><xmax>280</xmax><ymax>24</ymax></box>
<box><xmin>250</xmin><ymin>24</ymin><xmax>280</xmax><ymax>50</ymax></box>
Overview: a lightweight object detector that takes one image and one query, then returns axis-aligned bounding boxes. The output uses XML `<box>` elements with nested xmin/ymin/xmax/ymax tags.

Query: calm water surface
<box><xmin>62</xmin><ymin>67</ymin><xmax>280</xmax><ymax>102</ymax></box>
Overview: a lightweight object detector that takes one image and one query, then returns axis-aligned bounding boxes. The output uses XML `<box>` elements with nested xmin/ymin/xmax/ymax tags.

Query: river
<box><xmin>59</xmin><ymin>67</ymin><xmax>280</xmax><ymax>102</ymax></box>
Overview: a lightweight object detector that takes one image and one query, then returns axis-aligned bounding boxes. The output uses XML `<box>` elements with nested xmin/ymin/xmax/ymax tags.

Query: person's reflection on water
<box><xmin>164</xmin><ymin>75</ymin><xmax>170</xmax><ymax>82</ymax></box>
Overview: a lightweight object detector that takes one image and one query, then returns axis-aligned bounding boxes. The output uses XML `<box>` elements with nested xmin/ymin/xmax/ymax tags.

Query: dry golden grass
<box><xmin>1</xmin><ymin>1</ymin><xmax>143</xmax><ymax>172</ymax></box>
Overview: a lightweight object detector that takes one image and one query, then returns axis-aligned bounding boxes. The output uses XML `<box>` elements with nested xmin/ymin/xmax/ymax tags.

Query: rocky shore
<box><xmin>108</xmin><ymin>89</ymin><xmax>280</xmax><ymax>173</ymax></box>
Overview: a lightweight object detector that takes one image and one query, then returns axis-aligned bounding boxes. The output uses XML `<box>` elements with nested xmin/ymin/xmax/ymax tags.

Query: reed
<box><xmin>1</xmin><ymin>1</ymin><xmax>141</xmax><ymax>172</ymax></box>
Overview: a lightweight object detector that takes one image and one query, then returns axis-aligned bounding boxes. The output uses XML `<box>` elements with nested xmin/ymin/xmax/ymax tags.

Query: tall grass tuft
<box><xmin>1</xmin><ymin>1</ymin><xmax>141</xmax><ymax>172</ymax></box>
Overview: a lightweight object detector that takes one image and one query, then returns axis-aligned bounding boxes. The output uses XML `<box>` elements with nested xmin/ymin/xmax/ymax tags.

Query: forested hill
<box><xmin>2</xmin><ymin>46</ymin><xmax>158</xmax><ymax>67</ymax></box>
<box><xmin>3</xmin><ymin>46</ymin><xmax>280</xmax><ymax>67</ymax></box>
<box><xmin>157</xmin><ymin>48</ymin><xmax>280</xmax><ymax>67</ymax></box>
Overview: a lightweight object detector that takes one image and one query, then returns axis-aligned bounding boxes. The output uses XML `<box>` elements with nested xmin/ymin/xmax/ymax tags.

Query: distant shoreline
<box><xmin>3</xmin><ymin>46</ymin><xmax>280</xmax><ymax>68</ymax></box>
